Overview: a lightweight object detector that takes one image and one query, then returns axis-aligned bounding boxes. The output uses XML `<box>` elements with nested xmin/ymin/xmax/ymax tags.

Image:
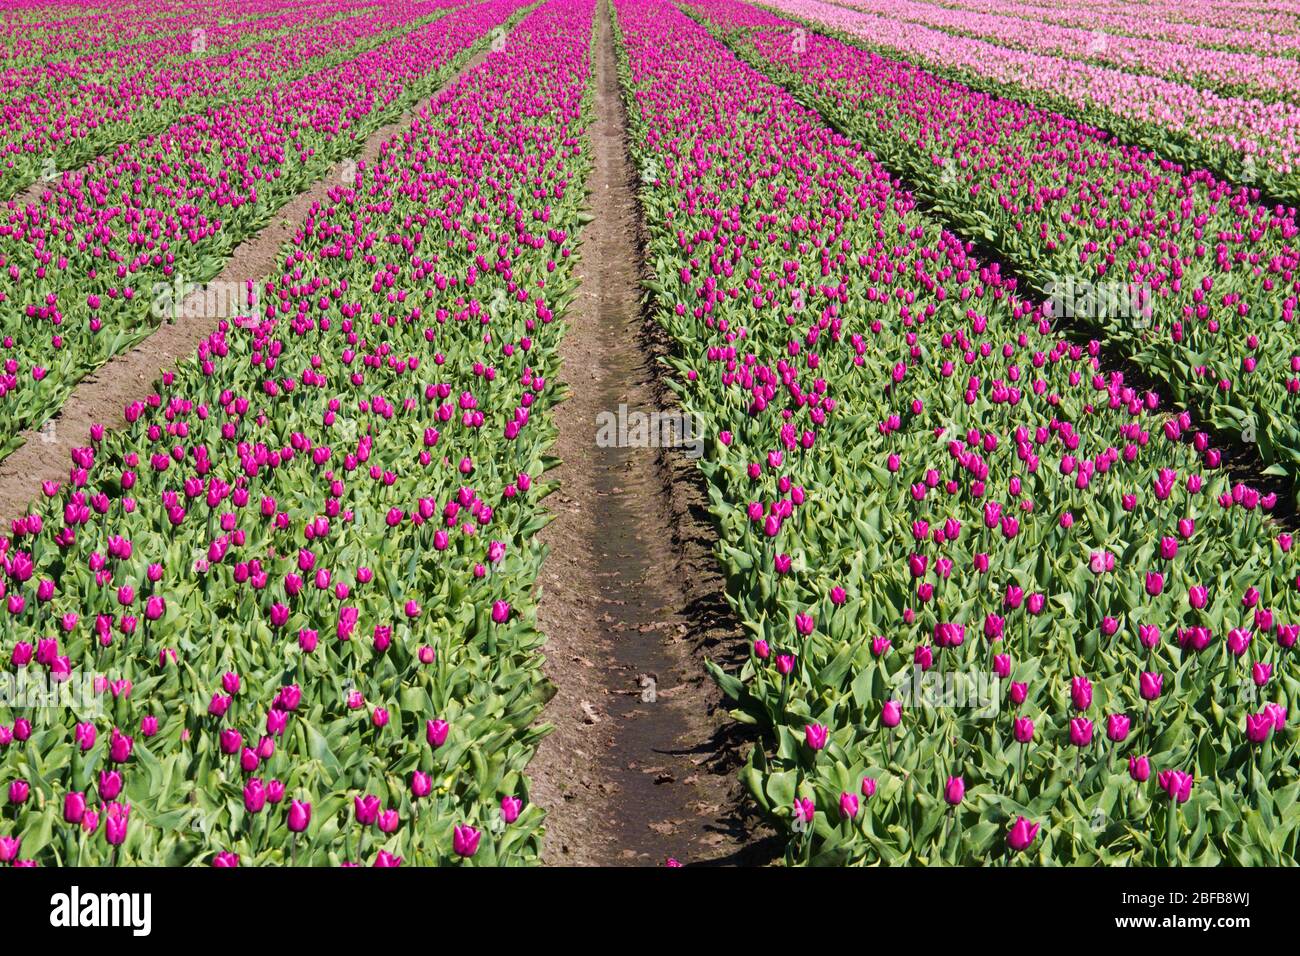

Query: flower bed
<box><xmin>0</xmin><ymin>0</ymin><xmax>596</xmax><ymax>867</ymax></box>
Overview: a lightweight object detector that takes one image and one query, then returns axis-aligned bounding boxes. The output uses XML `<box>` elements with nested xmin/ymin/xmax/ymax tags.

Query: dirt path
<box><xmin>528</xmin><ymin>1</ymin><xmax>775</xmax><ymax>867</ymax></box>
<box><xmin>0</xmin><ymin>46</ymin><xmax>493</xmax><ymax>526</ymax></box>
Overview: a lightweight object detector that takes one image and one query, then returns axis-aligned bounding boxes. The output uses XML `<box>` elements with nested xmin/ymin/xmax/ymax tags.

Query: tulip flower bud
<box><xmin>244</xmin><ymin>779</ymin><xmax>267</xmax><ymax>814</ymax></box>
<box><xmin>1070</xmin><ymin>676</ymin><xmax>1092</xmax><ymax>711</ymax></box>
<box><xmin>1139</xmin><ymin>671</ymin><xmax>1163</xmax><ymax>700</ymax></box>
<box><xmin>1006</xmin><ymin>816</ymin><xmax>1039</xmax><ymax>852</ymax></box>
<box><xmin>993</xmin><ymin>653</ymin><xmax>1011</xmax><ymax>679</ymax></box>
<box><xmin>838</xmin><ymin>791</ymin><xmax>859</xmax><ymax>819</ymax></box>
<box><xmin>99</xmin><ymin>770</ymin><xmax>123</xmax><ymax>801</ymax></box>
<box><xmin>1106</xmin><ymin>714</ymin><xmax>1131</xmax><ymax>742</ymax></box>
<box><xmin>881</xmin><ymin>700</ymin><xmax>901</xmax><ymax>728</ymax></box>
<box><xmin>103</xmin><ymin>803</ymin><xmax>130</xmax><ymax>846</ymax></box>
<box><xmin>804</xmin><ymin>723</ymin><xmax>828</xmax><ymax>751</ymax></box>
<box><xmin>1157</xmin><ymin>770</ymin><xmax>1194</xmax><ymax>803</ymax></box>
<box><xmin>1013</xmin><ymin>717</ymin><xmax>1034</xmax><ymax>743</ymax></box>
<box><xmin>1069</xmin><ymin>717</ymin><xmax>1094</xmax><ymax>747</ymax></box>
<box><xmin>1246</xmin><ymin>713</ymin><xmax>1273</xmax><ymax>744</ymax></box>
<box><xmin>411</xmin><ymin>772</ymin><xmax>433</xmax><ymax>798</ymax></box>
<box><xmin>501</xmin><ymin>795</ymin><xmax>523</xmax><ymax>824</ymax></box>
<box><xmin>64</xmin><ymin>791</ymin><xmax>87</xmax><ymax>824</ymax></box>
<box><xmin>452</xmin><ymin>824</ymin><xmax>481</xmax><ymax>857</ymax></box>
<box><xmin>287</xmin><ymin>800</ymin><xmax>312</xmax><ymax>833</ymax></box>
<box><xmin>426</xmin><ymin>719</ymin><xmax>450</xmax><ymax>748</ymax></box>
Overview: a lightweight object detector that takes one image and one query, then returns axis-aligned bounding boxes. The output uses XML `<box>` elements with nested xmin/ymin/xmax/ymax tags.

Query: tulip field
<box><xmin>1</xmin><ymin>0</ymin><xmax>1299</xmax><ymax>871</ymax></box>
<box><xmin>0</xmin><ymin>0</ymin><xmax>591</xmax><ymax>867</ymax></box>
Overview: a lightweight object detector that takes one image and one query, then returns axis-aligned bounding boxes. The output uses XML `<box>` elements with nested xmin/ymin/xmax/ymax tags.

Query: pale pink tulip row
<box><xmin>830</xmin><ymin>0</ymin><xmax>1300</xmax><ymax>98</ymax></box>
<box><xmin>903</xmin><ymin>0</ymin><xmax>1300</xmax><ymax>49</ymax></box>
<box><xmin>768</xmin><ymin>0</ymin><xmax>1300</xmax><ymax>175</ymax></box>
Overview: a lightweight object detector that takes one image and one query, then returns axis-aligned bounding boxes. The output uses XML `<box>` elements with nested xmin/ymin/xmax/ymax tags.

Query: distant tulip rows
<box><xmin>922</xmin><ymin>0</ymin><xmax>1300</xmax><ymax>50</ymax></box>
<box><xmin>757</xmin><ymin>0</ymin><xmax>1300</xmax><ymax>200</ymax></box>
<box><xmin>0</xmin><ymin>0</ymin><xmax>270</xmax><ymax>65</ymax></box>
<box><xmin>690</xmin><ymin>0</ymin><xmax>1300</xmax><ymax>496</ymax></box>
<box><xmin>1</xmin><ymin>0</ymin><xmax>302</xmax><ymax>93</ymax></box>
<box><xmin>0</xmin><ymin>1</ymin><xmax>358</xmax><ymax>100</ymax></box>
<box><xmin>0</xmin><ymin>1</ymin><xmax>463</xmax><ymax>199</ymax></box>
<box><xmin>617</xmin><ymin>0</ymin><xmax>1299</xmax><ymax>864</ymax></box>
<box><xmin>0</xmin><ymin>0</ymin><xmax>595</xmax><ymax>866</ymax></box>
<box><xmin>0</xmin><ymin>0</ymin><xmax>533</xmax><ymax>463</ymax></box>
<box><xmin>826</xmin><ymin>0</ymin><xmax>1300</xmax><ymax>104</ymax></box>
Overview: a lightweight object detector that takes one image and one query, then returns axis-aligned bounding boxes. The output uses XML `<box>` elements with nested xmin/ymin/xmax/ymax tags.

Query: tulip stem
<box><xmin>1164</xmin><ymin>798</ymin><xmax>1178</xmax><ymax>865</ymax></box>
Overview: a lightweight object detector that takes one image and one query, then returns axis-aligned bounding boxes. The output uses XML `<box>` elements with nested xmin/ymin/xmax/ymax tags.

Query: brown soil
<box><xmin>0</xmin><ymin>48</ymin><xmax>491</xmax><ymax>527</ymax></box>
<box><xmin>528</xmin><ymin>2</ymin><xmax>776</xmax><ymax>868</ymax></box>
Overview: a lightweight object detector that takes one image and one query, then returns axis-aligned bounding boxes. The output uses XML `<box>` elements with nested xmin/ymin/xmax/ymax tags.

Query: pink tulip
<box><xmin>501</xmin><ymin>795</ymin><xmax>523</xmax><ymax>824</ymax></box>
<box><xmin>1106</xmin><ymin>714</ymin><xmax>1130</xmax><ymax>743</ymax></box>
<box><xmin>453</xmin><ymin>824</ymin><xmax>481</xmax><ymax>857</ymax></box>
<box><xmin>287</xmin><ymin>800</ymin><xmax>312</xmax><ymax>833</ymax></box>
<box><xmin>1006</xmin><ymin>816</ymin><xmax>1039</xmax><ymax>852</ymax></box>
<box><xmin>426</xmin><ymin>719</ymin><xmax>450</xmax><ymax>748</ymax></box>
<box><xmin>1157</xmin><ymin>770</ymin><xmax>1194</xmax><ymax>803</ymax></box>
<box><xmin>881</xmin><ymin>700</ymin><xmax>901</xmax><ymax>728</ymax></box>
<box><xmin>805</xmin><ymin>723</ymin><xmax>828</xmax><ymax>751</ymax></box>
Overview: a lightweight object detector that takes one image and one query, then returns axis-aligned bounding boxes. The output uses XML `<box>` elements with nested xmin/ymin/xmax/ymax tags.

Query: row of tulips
<box><xmin>926</xmin><ymin>0</ymin><xmax>1300</xmax><ymax>49</ymax></box>
<box><xmin>826</xmin><ymin>0</ymin><xmax>1300</xmax><ymax>104</ymax></box>
<box><xmin>0</xmin><ymin>0</ymin><xmax>533</xmax><ymax>463</ymax></box>
<box><xmin>692</xmin><ymin>0</ymin><xmax>1300</xmax><ymax>498</ymax></box>
<box><xmin>757</xmin><ymin>0</ymin><xmax>1300</xmax><ymax>202</ymax></box>
<box><xmin>0</xmin><ymin>0</ymin><xmax>596</xmax><ymax>866</ymax></box>
<box><xmin>0</xmin><ymin>0</ymin><xmax>287</xmax><ymax>64</ymax></box>
<box><xmin>0</xmin><ymin>0</ymin><xmax>353</xmax><ymax>99</ymax></box>
<box><xmin>617</xmin><ymin>0</ymin><xmax>1300</xmax><ymax>865</ymax></box>
<box><xmin>0</xmin><ymin>1</ymin><xmax>460</xmax><ymax>200</ymax></box>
